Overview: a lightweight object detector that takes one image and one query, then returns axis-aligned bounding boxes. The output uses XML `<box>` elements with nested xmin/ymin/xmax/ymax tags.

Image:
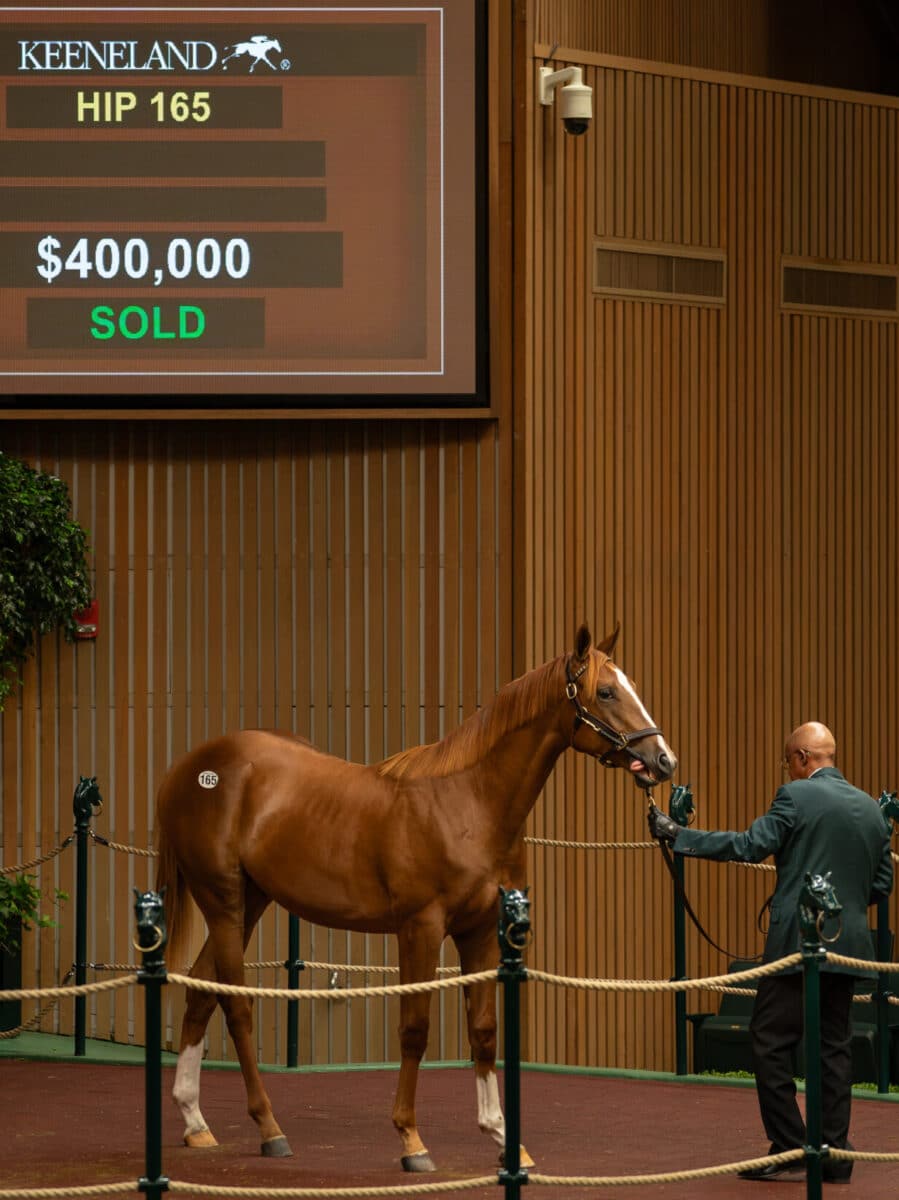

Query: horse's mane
<box><xmin>376</xmin><ymin>651</ymin><xmax>600</xmax><ymax>780</ymax></box>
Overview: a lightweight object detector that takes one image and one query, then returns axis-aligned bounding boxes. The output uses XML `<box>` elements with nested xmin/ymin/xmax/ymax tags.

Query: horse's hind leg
<box><xmin>453</xmin><ymin>926</ymin><xmax>535</xmax><ymax>1168</ymax></box>
<box><xmin>174</xmin><ymin>935</ymin><xmax>220</xmax><ymax>1147</ymax></box>
<box><xmin>212</xmin><ymin>893</ymin><xmax>293</xmax><ymax>1156</ymax></box>
<box><xmin>175</xmin><ymin>881</ymin><xmax>289</xmax><ymax>1155</ymax></box>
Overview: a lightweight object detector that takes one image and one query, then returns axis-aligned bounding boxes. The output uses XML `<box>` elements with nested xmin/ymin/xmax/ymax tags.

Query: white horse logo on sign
<box><xmin>221</xmin><ymin>34</ymin><xmax>283</xmax><ymax>72</ymax></box>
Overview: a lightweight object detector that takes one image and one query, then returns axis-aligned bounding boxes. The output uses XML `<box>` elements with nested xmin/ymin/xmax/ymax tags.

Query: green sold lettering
<box><xmin>90</xmin><ymin>304</ymin><xmax>206</xmax><ymax>340</ymax></box>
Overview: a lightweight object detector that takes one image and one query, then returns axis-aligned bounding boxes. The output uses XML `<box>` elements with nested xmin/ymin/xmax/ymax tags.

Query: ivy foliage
<box><xmin>0</xmin><ymin>451</ymin><xmax>91</xmax><ymax>709</ymax></box>
<box><xmin>0</xmin><ymin>872</ymin><xmax>67</xmax><ymax>954</ymax></box>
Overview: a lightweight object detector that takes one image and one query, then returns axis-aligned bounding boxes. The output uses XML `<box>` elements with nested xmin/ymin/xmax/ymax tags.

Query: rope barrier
<box><xmin>0</xmin><ymin>966</ymin><xmax>75</xmax><ymax>1040</ymax></box>
<box><xmin>826</xmin><ymin>953</ymin><xmax>899</xmax><ymax>974</ymax></box>
<box><xmin>81</xmin><ymin>960</ymin><xmax>461</xmax><ymax>978</ymax></box>
<box><xmin>702</xmin><ymin>986</ymin><xmax>891</xmax><ymax>1003</ymax></box>
<box><xmin>527</xmin><ymin>1147</ymin><xmax>807</xmax><ymax>1187</ymax></box>
<box><xmin>0</xmin><ymin>974</ymin><xmax>136</xmax><ymax>1002</ymax></box>
<box><xmin>830</xmin><ymin>1148</ymin><xmax>899</xmax><ymax>1163</ymax></box>
<box><xmin>89</xmin><ymin>831</ymin><xmax>158</xmax><ymax>857</ymax></box>
<box><xmin>526</xmin><ymin>954</ymin><xmax>803</xmax><ymax>993</ymax></box>
<box><xmin>4</xmin><ymin>954</ymin><xmax>861</xmax><ymax>1005</ymax></box>
<box><xmin>166</xmin><ymin>1177</ymin><xmax>498</xmax><ymax>1197</ymax></box>
<box><xmin>169</xmin><ymin>968</ymin><xmax>495</xmax><ymax>1001</ymax></box>
<box><xmin>524</xmin><ymin>834</ymin><xmax>779</xmax><ymax>869</ymax></box>
<box><xmin>0</xmin><ymin>835</ymin><xmax>74</xmax><ymax>875</ymax></box>
<box><xmin>525</xmin><ymin>836</ymin><xmax>657</xmax><ymax>850</ymax></box>
<box><xmin>0</xmin><ymin>1185</ymin><xmax>135</xmax><ymax>1199</ymax></box>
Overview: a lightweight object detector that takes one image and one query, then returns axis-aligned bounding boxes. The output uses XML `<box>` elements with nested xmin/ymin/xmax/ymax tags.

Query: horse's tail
<box><xmin>154</xmin><ymin>823</ymin><xmax>193</xmax><ymax>973</ymax></box>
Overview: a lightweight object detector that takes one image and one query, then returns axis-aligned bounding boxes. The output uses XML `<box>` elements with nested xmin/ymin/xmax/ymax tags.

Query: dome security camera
<box><xmin>538</xmin><ymin>65</ymin><xmax>593</xmax><ymax>136</ymax></box>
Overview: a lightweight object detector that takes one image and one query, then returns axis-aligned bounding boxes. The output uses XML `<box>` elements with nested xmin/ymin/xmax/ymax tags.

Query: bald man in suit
<box><xmin>650</xmin><ymin>722</ymin><xmax>893</xmax><ymax>1182</ymax></box>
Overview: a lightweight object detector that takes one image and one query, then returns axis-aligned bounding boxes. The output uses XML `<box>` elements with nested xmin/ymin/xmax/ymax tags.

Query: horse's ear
<box><xmin>596</xmin><ymin>622</ymin><xmax>621</xmax><ymax>657</ymax></box>
<box><xmin>574</xmin><ymin>624</ymin><xmax>593</xmax><ymax>661</ymax></box>
<box><xmin>133</xmin><ymin>888</ymin><xmax>141</xmax><ymax>901</ymax></box>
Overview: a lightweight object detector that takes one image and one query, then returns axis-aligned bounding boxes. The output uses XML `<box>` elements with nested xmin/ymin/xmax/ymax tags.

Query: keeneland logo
<box><xmin>17</xmin><ymin>33</ymin><xmax>290</xmax><ymax>72</ymax></box>
<box><xmin>222</xmin><ymin>35</ymin><xmax>284</xmax><ymax>72</ymax></box>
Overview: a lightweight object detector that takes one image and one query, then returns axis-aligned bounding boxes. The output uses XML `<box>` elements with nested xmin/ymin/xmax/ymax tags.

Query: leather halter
<box><xmin>565</xmin><ymin>657</ymin><xmax>664</xmax><ymax>767</ymax></box>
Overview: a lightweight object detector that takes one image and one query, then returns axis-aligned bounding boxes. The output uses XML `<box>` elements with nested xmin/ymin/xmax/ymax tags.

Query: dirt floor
<box><xmin>3</xmin><ymin>1057</ymin><xmax>899</xmax><ymax>1198</ymax></box>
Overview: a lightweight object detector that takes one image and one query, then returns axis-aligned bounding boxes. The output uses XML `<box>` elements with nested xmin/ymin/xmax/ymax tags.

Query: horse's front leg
<box><xmin>392</xmin><ymin>914</ymin><xmax>443</xmax><ymax>1172</ymax></box>
<box><xmin>453</xmin><ymin>924</ymin><xmax>535</xmax><ymax>1169</ymax></box>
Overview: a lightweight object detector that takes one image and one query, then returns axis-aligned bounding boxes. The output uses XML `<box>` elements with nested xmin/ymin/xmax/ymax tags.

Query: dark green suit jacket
<box><xmin>674</xmin><ymin>767</ymin><xmax>893</xmax><ymax>973</ymax></box>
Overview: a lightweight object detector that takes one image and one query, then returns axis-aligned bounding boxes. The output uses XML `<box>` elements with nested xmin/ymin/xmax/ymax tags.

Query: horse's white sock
<box><xmin>476</xmin><ymin>1070</ymin><xmax>506</xmax><ymax>1147</ymax></box>
<box><xmin>173</xmin><ymin>1042</ymin><xmax>209</xmax><ymax>1134</ymax></box>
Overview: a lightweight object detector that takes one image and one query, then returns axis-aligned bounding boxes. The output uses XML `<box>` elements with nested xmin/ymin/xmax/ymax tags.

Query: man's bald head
<box><xmin>784</xmin><ymin>722</ymin><xmax>836</xmax><ymax>779</ymax></box>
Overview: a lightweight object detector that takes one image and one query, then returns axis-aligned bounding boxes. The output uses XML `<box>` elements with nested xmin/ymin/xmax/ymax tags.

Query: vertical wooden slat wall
<box><xmin>523</xmin><ymin>42</ymin><xmax>899</xmax><ymax>1070</ymax></box>
<box><xmin>0</xmin><ymin>420</ymin><xmax>504</xmax><ymax>1065</ymax></box>
<box><xmin>4</xmin><ymin>1</ymin><xmax>899</xmax><ymax>1083</ymax></box>
<box><xmin>534</xmin><ymin>0</ymin><xmax>768</xmax><ymax>76</ymax></box>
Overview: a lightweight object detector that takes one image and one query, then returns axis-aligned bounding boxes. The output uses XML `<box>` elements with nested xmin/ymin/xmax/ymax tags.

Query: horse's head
<box><xmin>564</xmin><ymin>623</ymin><xmax>676</xmax><ymax>789</ymax></box>
<box><xmin>798</xmin><ymin>870</ymin><xmax>842</xmax><ymax>943</ymax></box>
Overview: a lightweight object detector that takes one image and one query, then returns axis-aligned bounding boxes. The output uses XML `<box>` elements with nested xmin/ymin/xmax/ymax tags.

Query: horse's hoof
<box><xmin>401</xmin><ymin>1151</ymin><xmax>436</xmax><ymax>1172</ymax></box>
<box><xmin>499</xmin><ymin>1146</ymin><xmax>534</xmax><ymax>1168</ymax></box>
<box><xmin>184</xmin><ymin>1130</ymin><xmax>218</xmax><ymax>1149</ymax></box>
<box><xmin>262</xmin><ymin>1135</ymin><xmax>293</xmax><ymax>1158</ymax></box>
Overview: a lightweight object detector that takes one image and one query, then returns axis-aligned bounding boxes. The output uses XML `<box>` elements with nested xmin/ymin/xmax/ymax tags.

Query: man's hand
<box><xmin>648</xmin><ymin>803</ymin><xmax>680</xmax><ymax>845</ymax></box>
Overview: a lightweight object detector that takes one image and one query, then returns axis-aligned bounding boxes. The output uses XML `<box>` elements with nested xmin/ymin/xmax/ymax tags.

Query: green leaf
<box><xmin>0</xmin><ymin>452</ymin><xmax>91</xmax><ymax>710</ymax></box>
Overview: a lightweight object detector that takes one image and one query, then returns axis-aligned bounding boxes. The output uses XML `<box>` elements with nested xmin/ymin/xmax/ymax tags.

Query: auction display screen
<box><xmin>0</xmin><ymin>2</ymin><xmax>485</xmax><ymax>408</ymax></box>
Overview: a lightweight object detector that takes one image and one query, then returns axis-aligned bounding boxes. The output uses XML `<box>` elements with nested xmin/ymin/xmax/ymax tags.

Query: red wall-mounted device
<box><xmin>73</xmin><ymin>599</ymin><xmax>99</xmax><ymax>640</ymax></box>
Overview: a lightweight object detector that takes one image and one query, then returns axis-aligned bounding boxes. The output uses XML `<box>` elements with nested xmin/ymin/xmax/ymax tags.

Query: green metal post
<box><xmin>286</xmin><ymin>913</ymin><xmax>304</xmax><ymax>1069</ymax></box>
<box><xmin>72</xmin><ymin>776</ymin><xmax>101</xmax><ymax>1056</ymax></box>
<box><xmin>798</xmin><ymin>873</ymin><xmax>838</xmax><ymax>1200</ymax></box>
<box><xmin>876</xmin><ymin>898</ymin><xmax>891</xmax><ymax>1094</ymax></box>
<box><xmin>668</xmin><ymin>784</ymin><xmax>694</xmax><ymax>1076</ymax></box>
<box><xmin>802</xmin><ymin>943</ymin><xmax>824</xmax><ymax>1200</ymax></box>
<box><xmin>875</xmin><ymin>790</ymin><xmax>898</xmax><ymax>1094</ymax></box>
<box><xmin>497</xmin><ymin>887</ymin><xmax>530</xmax><ymax>1200</ymax></box>
<box><xmin>135</xmin><ymin>889</ymin><xmax>169</xmax><ymax>1200</ymax></box>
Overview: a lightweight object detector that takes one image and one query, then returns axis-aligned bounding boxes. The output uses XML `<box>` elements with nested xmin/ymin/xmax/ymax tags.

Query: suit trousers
<box><xmin>749</xmin><ymin>971</ymin><xmax>854</xmax><ymax>1152</ymax></box>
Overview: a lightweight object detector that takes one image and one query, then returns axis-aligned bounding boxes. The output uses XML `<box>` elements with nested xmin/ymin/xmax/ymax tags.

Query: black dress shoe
<box><xmin>822</xmin><ymin>1168</ymin><xmax>852</xmax><ymax>1184</ymax></box>
<box><xmin>823</xmin><ymin>1140</ymin><xmax>853</xmax><ymax>1182</ymax></box>
<box><xmin>738</xmin><ymin>1158</ymin><xmax>806</xmax><ymax>1181</ymax></box>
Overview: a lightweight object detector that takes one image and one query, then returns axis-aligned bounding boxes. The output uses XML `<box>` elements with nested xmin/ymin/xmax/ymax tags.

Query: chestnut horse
<box><xmin>155</xmin><ymin>624</ymin><xmax>676</xmax><ymax>1170</ymax></box>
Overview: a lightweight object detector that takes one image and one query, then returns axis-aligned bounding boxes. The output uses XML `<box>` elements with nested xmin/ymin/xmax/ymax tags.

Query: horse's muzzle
<box><xmin>630</xmin><ymin>744</ymin><xmax>677</xmax><ymax>787</ymax></box>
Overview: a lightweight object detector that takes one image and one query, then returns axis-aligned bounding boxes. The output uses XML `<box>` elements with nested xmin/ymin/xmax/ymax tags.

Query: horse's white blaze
<box><xmin>173</xmin><ymin>1042</ymin><xmax>209</xmax><ymax>1134</ymax></box>
<box><xmin>612</xmin><ymin>665</ymin><xmax>675</xmax><ymax>755</ymax></box>
<box><xmin>610</xmin><ymin>665</ymin><xmax>655</xmax><ymax>726</ymax></box>
<box><xmin>476</xmin><ymin>1071</ymin><xmax>505</xmax><ymax>1147</ymax></box>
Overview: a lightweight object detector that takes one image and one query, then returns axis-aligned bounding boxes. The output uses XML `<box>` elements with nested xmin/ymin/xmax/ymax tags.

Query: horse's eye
<box><xmin>597</xmin><ymin>687</ymin><xmax>615</xmax><ymax>702</ymax></box>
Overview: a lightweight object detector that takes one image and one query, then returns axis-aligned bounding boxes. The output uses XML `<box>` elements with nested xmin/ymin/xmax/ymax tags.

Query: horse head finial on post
<box><xmin>668</xmin><ymin>783</ymin><xmax>694</xmax><ymax>827</ymax></box>
<box><xmin>133</xmin><ymin>888</ymin><xmax>168</xmax><ymax>974</ymax></box>
<box><xmin>877</xmin><ymin>790</ymin><xmax>899</xmax><ymax>834</ymax></box>
<box><xmin>498</xmin><ymin>887</ymin><xmax>531</xmax><ymax>967</ymax></box>
<box><xmin>798</xmin><ymin>871</ymin><xmax>842</xmax><ymax>947</ymax></box>
<box><xmin>73</xmin><ymin>775</ymin><xmax>102</xmax><ymax>822</ymax></box>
